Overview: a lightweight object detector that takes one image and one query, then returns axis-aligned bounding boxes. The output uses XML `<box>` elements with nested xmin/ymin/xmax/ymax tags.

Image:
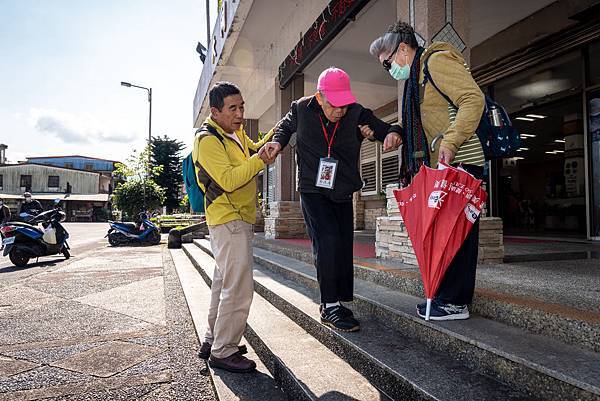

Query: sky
<box><xmin>0</xmin><ymin>0</ymin><xmax>217</xmax><ymax>164</ymax></box>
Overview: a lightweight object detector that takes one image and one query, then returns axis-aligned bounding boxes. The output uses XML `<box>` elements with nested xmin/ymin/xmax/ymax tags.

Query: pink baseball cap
<box><xmin>317</xmin><ymin>67</ymin><xmax>356</xmax><ymax>107</ymax></box>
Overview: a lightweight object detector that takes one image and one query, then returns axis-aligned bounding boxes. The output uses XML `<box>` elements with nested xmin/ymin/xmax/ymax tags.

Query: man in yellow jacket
<box><xmin>370</xmin><ymin>22</ymin><xmax>485</xmax><ymax>321</ymax></box>
<box><xmin>193</xmin><ymin>82</ymin><xmax>274</xmax><ymax>373</ymax></box>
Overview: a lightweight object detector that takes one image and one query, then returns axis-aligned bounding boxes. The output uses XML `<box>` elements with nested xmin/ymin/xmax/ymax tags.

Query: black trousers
<box><xmin>300</xmin><ymin>193</ymin><xmax>354</xmax><ymax>304</ymax></box>
<box><xmin>436</xmin><ymin>219</ymin><xmax>479</xmax><ymax>305</ymax></box>
<box><xmin>436</xmin><ymin>164</ymin><xmax>483</xmax><ymax>305</ymax></box>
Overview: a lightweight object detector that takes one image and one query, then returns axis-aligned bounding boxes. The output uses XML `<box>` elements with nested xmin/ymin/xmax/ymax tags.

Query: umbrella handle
<box><xmin>430</xmin><ymin>134</ymin><xmax>444</xmax><ymax>152</ymax></box>
<box><xmin>426</xmin><ymin>298</ymin><xmax>432</xmax><ymax>321</ymax></box>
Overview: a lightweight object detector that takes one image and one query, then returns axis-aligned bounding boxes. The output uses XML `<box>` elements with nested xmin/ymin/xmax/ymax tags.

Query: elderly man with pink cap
<box><xmin>263</xmin><ymin>67</ymin><xmax>402</xmax><ymax>331</ymax></box>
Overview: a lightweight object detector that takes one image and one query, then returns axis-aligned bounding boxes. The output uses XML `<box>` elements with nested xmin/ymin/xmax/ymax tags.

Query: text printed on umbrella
<box><xmin>464</xmin><ymin>203</ymin><xmax>481</xmax><ymax>223</ymax></box>
<box><xmin>428</xmin><ymin>190</ymin><xmax>447</xmax><ymax>209</ymax></box>
<box><xmin>434</xmin><ymin>179</ymin><xmax>482</xmax><ymax>204</ymax></box>
<box><xmin>396</xmin><ymin>193</ymin><xmax>417</xmax><ymax>207</ymax></box>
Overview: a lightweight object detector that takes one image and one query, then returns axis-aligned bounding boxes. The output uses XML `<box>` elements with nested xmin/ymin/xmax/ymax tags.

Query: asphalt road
<box><xmin>0</xmin><ymin>222</ymin><xmax>110</xmax><ymax>282</ymax></box>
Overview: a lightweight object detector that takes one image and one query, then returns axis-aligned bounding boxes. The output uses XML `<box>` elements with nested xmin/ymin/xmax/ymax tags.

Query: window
<box><xmin>85</xmin><ymin>163</ymin><xmax>94</xmax><ymax>171</ymax></box>
<box><xmin>380</xmin><ymin>145</ymin><xmax>400</xmax><ymax>190</ymax></box>
<box><xmin>48</xmin><ymin>175</ymin><xmax>59</xmax><ymax>188</ymax></box>
<box><xmin>64</xmin><ymin>163</ymin><xmax>74</xmax><ymax>169</ymax></box>
<box><xmin>360</xmin><ymin>140</ymin><xmax>378</xmax><ymax>195</ymax></box>
<box><xmin>360</xmin><ymin>115</ymin><xmax>400</xmax><ymax>196</ymax></box>
<box><xmin>0</xmin><ymin>174</ymin><xmax>3</xmax><ymax>190</ymax></box>
<box><xmin>20</xmin><ymin>175</ymin><xmax>32</xmax><ymax>190</ymax></box>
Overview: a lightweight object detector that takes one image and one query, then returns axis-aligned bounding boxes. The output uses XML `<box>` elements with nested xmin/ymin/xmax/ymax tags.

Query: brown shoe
<box><xmin>209</xmin><ymin>352</ymin><xmax>256</xmax><ymax>373</ymax></box>
<box><xmin>198</xmin><ymin>342</ymin><xmax>248</xmax><ymax>360</ymax></box>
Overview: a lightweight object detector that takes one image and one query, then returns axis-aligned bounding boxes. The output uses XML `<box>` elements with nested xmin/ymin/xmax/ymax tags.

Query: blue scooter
<box><xmin>0</xmin><ymin>199</ymin><xmax>70</xmax><ymax>267</ymax></box>
<box><xmin>106</xmin><ymin>212</ymin><xmax>161</xmax><ymax>246</ymax></box>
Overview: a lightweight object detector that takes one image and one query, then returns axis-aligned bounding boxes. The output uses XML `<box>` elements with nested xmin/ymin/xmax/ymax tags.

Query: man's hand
<box><xmin>358</xmin><ymin>125</ymin><xmax>375</xmax><ymax>140</ymax></box>
<box><xmin>438</xmin><ymin>145</ymin><xmax>456</xmax><ymax>164</ymax></box>
<box><xmin>383</xmin><ymin>132</ymin><xmax>402</xmax><ymax>152</ymax></box>
<box><xmin>262</xmin><ymin>141</ymin><xmax>282</xmax><ymax>159</ymax></box>
<box><xmin>258</xmin><ymin>145</ymin><xmax>277</xmax><ymax>165</ymax></box>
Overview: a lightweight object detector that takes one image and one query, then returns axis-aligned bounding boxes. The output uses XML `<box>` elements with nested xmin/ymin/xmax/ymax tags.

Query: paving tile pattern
<box><xmin>0</xmin><ymin>235</ymin><xmax>216</xmax><ymax>400</ymax></box>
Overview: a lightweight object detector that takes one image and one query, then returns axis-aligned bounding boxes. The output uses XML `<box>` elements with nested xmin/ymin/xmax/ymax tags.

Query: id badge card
<box><xmin>316</xmin><ymin>157</ymin><xmax>338</xmax><ymax>189</ymax></box>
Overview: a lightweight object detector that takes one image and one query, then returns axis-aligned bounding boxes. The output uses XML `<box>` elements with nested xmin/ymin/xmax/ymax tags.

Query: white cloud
<box><xmin>30</xmin><ymin>108</ymin><xmax>137</xmax><ymax>144</ymax></box>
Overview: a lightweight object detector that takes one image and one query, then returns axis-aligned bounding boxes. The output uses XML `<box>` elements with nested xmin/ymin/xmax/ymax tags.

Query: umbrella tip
<box><xmin>426</xmin><ymin>298</ymin><xmax>432</xmax><ymax>321</ymax></box>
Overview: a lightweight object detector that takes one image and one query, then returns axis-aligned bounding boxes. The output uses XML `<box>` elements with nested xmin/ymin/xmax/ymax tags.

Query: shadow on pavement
<box><xmin>0</xmin><ymin>257</ymin><xmax>67</xmax><ymax>273</ymax></box>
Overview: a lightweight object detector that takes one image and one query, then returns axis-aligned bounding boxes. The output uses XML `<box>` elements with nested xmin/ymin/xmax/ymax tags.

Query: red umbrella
<box><xmin>394</xmin><ymin>164</ymin><xmax>487</xmax><ymax>320</ymax></box>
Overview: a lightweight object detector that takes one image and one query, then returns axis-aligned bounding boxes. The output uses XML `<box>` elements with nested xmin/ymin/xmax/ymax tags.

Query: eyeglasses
<box><xmin>382</xmin><ymin>41</ymin><xmax>401</xmax><ymax>71</ymax></box>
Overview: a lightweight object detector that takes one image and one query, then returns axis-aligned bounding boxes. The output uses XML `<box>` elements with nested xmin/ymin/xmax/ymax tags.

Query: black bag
<box><xmin>423</xmin><ymin>51</ymin><xmax>521</xmax><ymax>160</ymax></box>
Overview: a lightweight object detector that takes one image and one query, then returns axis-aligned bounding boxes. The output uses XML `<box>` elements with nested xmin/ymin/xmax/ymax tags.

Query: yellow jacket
<box><xmin>419</xmin><ymin>42</ymin><xmax>485</xmax><ymax>167</ymax></box>
<box><xmin>193</xmin><ymin>117</ymin><xmax>273</xmax><ymax>226</ymax></box>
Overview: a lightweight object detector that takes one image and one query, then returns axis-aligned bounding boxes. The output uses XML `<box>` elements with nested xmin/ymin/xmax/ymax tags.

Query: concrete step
<box><xmin>213</xmin><ymin>241</ymin><xmax>600</xmax><ymax>401</ymax></box>
<box><xmin>190</xmin><ymin>240</ymin><xmax>539</xmax><ymax>401</ymax></box>
<box><xmin>169</xmin><ymin>249</ymin><xmax>286</xmax><ymax>401</ymax></box>
<box><xmin>252</xmin><ymin>237</ymin><xmax>599</xmax><ymax>353</ymax></box>
<box><xmin>181</xmin><ymin>244</ymin><xmax>389</xmax><ymax>401</ymax></box>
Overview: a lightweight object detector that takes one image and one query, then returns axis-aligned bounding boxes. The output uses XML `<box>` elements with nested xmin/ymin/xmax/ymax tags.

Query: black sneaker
<box><xmin>417</xmin><ymin>300</ymin><xmax>469</xmax><ymax>321</ymax></box>
<box><xmin>321</xmin><ymin>306</ymin><xmax>360</xmax><ymax>332</ymax></box>
<box><xmin>319</xmin><ymin>303</ymin><xmax>354</xmax><ymax>318</ymax></box>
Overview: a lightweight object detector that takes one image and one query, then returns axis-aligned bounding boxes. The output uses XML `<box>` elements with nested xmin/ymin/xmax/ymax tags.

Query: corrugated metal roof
<box><xmin>0</xmin><ymin>193</ymin><xmax>109</xmax><ymax>202</ymax></box>
<box><xmin>0</xmin><ymin>163</ymin><xmax>101</xmax><ymax>175</ymax></box>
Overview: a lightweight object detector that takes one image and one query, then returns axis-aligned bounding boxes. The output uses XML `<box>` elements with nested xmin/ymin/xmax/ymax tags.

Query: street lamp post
<box><xmin>121</xmin><ymin>81</ymin><xmax>152</xmax><ymax>211</ymax></box>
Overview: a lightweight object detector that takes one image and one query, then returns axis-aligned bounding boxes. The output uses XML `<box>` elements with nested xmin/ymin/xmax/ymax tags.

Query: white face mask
<box><xmin>0</xmin><ymin>202</ymin><xmax>3</xmax><ymax>207</ymax></box>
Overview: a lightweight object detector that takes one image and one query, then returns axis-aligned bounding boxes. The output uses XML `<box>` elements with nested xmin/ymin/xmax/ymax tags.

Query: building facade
<box><xmin>193</xmin><ymin>0</ymin><xmax>600</xmax><ymax>241</ymax></box>
<box><xmin>0</xmin><ymin>163</ymin><xmax>111</xmax><ymax>222</ymax></box>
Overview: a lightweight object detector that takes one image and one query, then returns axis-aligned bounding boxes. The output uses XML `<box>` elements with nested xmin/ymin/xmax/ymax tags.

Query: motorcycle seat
<box><xmin>9</xmin><ymin>222</ymin><xmax>44</xmax><ymax>235</ymax></box>
<box><xmin>117</xmin><ymin>222</ymin><xmax>142</xmax><ymax>233</ymax></box>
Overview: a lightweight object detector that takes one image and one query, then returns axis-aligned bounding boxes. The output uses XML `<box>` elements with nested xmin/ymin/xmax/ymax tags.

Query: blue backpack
<box><xmin>182</xmin><ymin>125</ymin><xmax>225</xmax><ymax>213</ymax></box>
<box><xmin>423</xmin><ymin>51</ymin><xmax>521</xmax><ymax>159</ymax></box>
<box><xmin>183</xmin><ymin>153</ymin><xmax>204</xmax><ymax>213</ymax></box>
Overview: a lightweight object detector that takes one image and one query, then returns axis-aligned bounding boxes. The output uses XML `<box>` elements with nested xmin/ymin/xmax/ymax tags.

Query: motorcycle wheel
<box><xmin>63</xmin><ymin>248</ymin><xmax>71</xmax><ymax>259</ymax></box>
<box><xmin>9</xmin><ymin>249</ymin><xmax>30</xmax><ymax>268</ymax></box>
<box><xmin>149</xmin><ymin>230</ymin><xmax>161</xmax><ymax>245</ymax></box>
<box><xmin>108</xmin><ymin>233</ymin><xmax>120</xmax><ymax>247</ymax></box>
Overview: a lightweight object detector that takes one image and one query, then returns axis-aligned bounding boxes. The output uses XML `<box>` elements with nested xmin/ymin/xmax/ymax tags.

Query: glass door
<box><xmin>588</xmin><ymin>92</ymin><xmax>600</xmax><ymax>238</ymax></box>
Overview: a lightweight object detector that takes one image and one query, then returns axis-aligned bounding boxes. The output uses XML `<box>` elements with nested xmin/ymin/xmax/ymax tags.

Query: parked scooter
<box><xmin>106</xmin><ymin>212</ymin><xmax>161</xmax><ymax>246</ymax></box>
<box><xmin>0</xmin><ymin>199</ymin><xmax>70</xmax><ymax>267</ymax></box>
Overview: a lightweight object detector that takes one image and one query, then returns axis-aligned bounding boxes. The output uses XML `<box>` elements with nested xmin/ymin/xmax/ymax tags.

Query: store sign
<box><xmin>278</xmin><ymin>0</ymin><xmax>371</xmax><ymax>89</ymax></box>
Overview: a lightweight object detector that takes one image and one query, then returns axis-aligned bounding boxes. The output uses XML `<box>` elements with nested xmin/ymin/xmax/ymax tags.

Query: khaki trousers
<box><xmin>204</xmin><ymin>220</ymin><xmax>254</xmax><ymax>358</ymax></box>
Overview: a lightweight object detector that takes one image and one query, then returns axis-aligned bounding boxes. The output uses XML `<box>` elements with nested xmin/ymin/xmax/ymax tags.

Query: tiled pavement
<box><xmin>0</xmin><ymin>243</ymin><xmax>216</xmax><ymax>401</ymax></box>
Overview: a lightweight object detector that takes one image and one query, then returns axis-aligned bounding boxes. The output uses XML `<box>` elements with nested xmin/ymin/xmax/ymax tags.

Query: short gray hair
<box><xmin>369</xmin><ymin>32</ymin><xmax>400</xmax><ymax>59</ymax></box>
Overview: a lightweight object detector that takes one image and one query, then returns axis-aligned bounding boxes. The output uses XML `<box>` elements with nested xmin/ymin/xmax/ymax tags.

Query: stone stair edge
<box><xmin>250</xmin><ymin>238</ymin><xmax>600</xmax><ymax>329</ymax></box>
<box><xmin>188</xmin><ymin>241</ymin><xmax>528</xmax><ymax>400</ymax></box>
<box><xmin>181</xmin><ymin>243</ymin><xmax>390</xmax><ymax>401</ymax></box>
<box><xmin>168</xmin><ymin>248</ymin><xmax>287</xmax><ymax>401</ymax></box>
<box><xmin>249</xmin><ymin>265</ymin><xmax>540</xmax><ymax>401</ymax></box>
<box><xmin>250</xmin><ymin>245</ymin><xmax>598</xmax><ymax>398</ymax></box>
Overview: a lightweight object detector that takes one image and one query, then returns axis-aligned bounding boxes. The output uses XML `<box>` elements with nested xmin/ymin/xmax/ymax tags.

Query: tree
<box><xmin>112</xmin><ymin>180</ymin><xmax>165</xmax><ymax>220</ymax></box>
<box><xmin>112</xmin><ymin>148</ymin><xmax>165</xmax><ymax>220</ymax></box>
<box><xmin>150</xmin><ymin>135</ymin><xmax>185</xmax><ymax>214</ymax></box>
